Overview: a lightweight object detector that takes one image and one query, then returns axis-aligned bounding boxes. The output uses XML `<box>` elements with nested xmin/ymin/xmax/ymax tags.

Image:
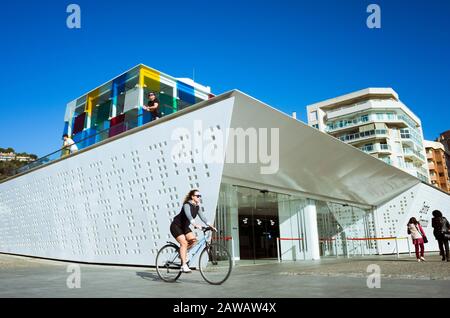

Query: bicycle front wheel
<box><xmin>156</xmin><ymin>244</ymin><xmax>182</xmax><ymax>282</ymax></box>
<box><xmin>199</xmin><ymin>243</ymin><xmax>232</xmax><ymax>285</ymax></box>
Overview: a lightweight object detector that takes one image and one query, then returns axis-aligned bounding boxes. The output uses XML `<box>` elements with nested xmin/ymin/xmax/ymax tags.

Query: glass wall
<box><xmin>316</xmin><ymin>201</ymin><xmax>377</xmax><ymax>257</ymax></box>
<box><xmin>215</xmin><ymin>183</ymin><xmax>310</xmax><ymax>263</ymax></box>
<box><xmin>215</xmin><ymin>182</ymin><xmax>379</xmax><ymax>263</ymax></box>
<box><xmin>63</xmin><ymin>66</ymin><xmax>211</xmax><ymax>152</ymax></box>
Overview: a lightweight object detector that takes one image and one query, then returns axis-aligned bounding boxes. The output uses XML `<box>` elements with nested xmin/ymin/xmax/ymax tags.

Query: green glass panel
<box><xmin>96</xmin><ymin>101</ymin><xmax>111</xmax><ymax>124</ymax></box>
<box><xmin>173</xmin><ymin>97</ymin><xmax>178</xmax><ymax>112</ymax></box>
<box><xmin>91</xmin><ymin>105</ymin><xmax>99</xmax><ymax>126</ymax></box>
<box><xmin>159</xmin><ymin>93</ymin><xmax>176</xmax><ymax>117</ymax></box>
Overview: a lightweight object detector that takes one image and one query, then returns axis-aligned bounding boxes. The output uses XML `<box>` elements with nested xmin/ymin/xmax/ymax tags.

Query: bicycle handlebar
<box><xmin>202</xmin><ymin>226</ymin><xmax>217</xmax><ymax>233</ymax></box>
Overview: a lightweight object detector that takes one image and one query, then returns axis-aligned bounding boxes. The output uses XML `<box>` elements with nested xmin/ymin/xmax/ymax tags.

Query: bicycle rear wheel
<box><xmin>156</xmin><ymin>244</ymin><xmax>182</xmax><ymax>282</ymax></box>
<box><xmin>199</xmin><ymin>243</ymin><xmax>232</xmax><ymax>285</ymax></box>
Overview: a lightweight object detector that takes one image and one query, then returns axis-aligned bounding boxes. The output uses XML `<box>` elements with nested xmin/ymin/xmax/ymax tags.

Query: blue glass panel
<box><xmin>142</xmin><ymin>110</ymin><xmax>152</xmax><ymax>125</ymax></box>
<box><xmin>72</xmin><ymin>131</ymin><xmax>84</xmax><ymax>150</ymax></box>
<box><xmin>83</xmin><ymin>128</ymin><xmax>97</xmax><ymax>148</ymax></box>
<box><xmin>111</xmin><ymin>73</ymin><xmax>128</xmax><ymax>107</ymax></box>
<box><xmin>177</xmin><ymin>81</ymin><xmax>196</xmax><ymax>104</ymax></box>
<box><xmin>63</xmin><ymin>122</ymin><xmax>69</xmax><ymax>136</ymax></box>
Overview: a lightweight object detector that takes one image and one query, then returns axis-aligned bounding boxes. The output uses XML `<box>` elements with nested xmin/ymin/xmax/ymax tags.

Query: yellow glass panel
<box><xmin>139</xmin><ymin>67</ymin><xmax>160</xmax><ymax>93</ymax></box>
<box><xmin>86</xmin><ymin>87</ymin><xmax>101</xmax><ymax>117</ymax></box>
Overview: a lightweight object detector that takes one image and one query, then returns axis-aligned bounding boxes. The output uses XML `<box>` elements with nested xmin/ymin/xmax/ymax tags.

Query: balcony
<box><xmin>338</xmin><ymin>129</ymin><xmax>388</xmax><ymax>144</ymax></box>
<box><xmin>418</xmin><ymin>166</ymin><xmax>429</xmax><ymax>176</ymax></box>
<box><xmin>400</xmin><ymin>132</ymin><xmax>424</xmax><ymax>149</ymax></box>
<box><xmin>403</xmin><ymin>162</ymin><xmax>428</xmax><ymax>177</ymax></box>
<box><xmin>379</xmin><ymin>144</ymin><xmax>392</xmax><ymax>153</ymax></box>
<box><xmin>326</xmin><ymin>100</ymin><xmax>394</xmax><ymax>120</ymax></box>
<box><xmin>403</xmin><ymin>148</ymin><xmax>425</xmax><ymax>162</ymax></box>
<box><xmin>326</xmin><ymin>118</ymin><xmax>370</xmax><ymax>133</ymax></box>
<box><xmin>360</xmin><ymin>143</ymin><xmax>392</xmax><ymax>154</ymax></box>
<box><xmin>401</xmin><ymin>136</ymin><xmax>415</xmax><ymax>146</ymax></box>
<box><xmin>326</xmin><ymin>115</ymin><xmax>409</xmax><ymax>134</ymax></box>
<box><xmin>416</xmin><ymin>171</ymin><xmax>429</xmax><ymax>182</ymax></box>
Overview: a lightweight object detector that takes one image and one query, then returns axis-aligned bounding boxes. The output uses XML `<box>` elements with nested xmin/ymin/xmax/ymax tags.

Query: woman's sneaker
<box><xmin>181</xmin><ymin>264</ymin><xmax>192</xmax><ymax>273</ymax></box>
<box><xmin>420</xmin><ymin>256</ymin><xmax>426</xmax><ymax>262</ymax></box>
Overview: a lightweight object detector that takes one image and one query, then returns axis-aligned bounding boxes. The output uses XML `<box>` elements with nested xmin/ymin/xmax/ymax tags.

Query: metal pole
<box><xmin>335</xmin><ymin>238</ymin><xmax>338</xmax><ymax>258</ymax></box>
<box><xmin>277</xmin><ymin>238</ymin><xmax>281</xmax><ymax>263</ymax></box>
<box><xmin>360</xmin><ymin>240</ymin><xmax>364</xmax><ymax>256</ymax></box>
<box><xmin>352</xmin><ymin>240</ymin><xmax>355</xmax><ymax>257</ymax></box>
<box><xmin>231</xmin><ymin>237</ymin><xmax>235</xmax><ymax>267</ymax></box>
<box><xmin>345</xmin><ymin>238</ymin><xmax>349</xmax><ymax>259</ymax></box>
<box><xmin>293</xmin><ymin>239</ymin><xmax>296</xmax><ymax>262</ymax></box>
<box><xmin>407</xmin><ymin>237</ymin><xmax>411</xmax><ymax>257</ymax></box>
<box><xmin>395</xmin><ymin>237</ymin><xmax>399</xmax><ymax>259</ymax></box>
<box><xmin>300</xmin><ymin>238</ymin><xmax>306</xmax><ymax>261</ymax></box>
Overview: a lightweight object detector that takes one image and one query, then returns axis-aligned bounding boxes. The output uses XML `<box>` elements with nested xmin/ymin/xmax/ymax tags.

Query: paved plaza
<box><xmin>1</xmin><ymin>253</ymin><xmax>450</xmax><ymax>298</ymax></box>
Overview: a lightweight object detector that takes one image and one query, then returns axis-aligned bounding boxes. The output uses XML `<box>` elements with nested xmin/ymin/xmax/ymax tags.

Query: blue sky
<box><xmin>0</xmin><ymin>0</ymin><xmax>449</xmax><ymax>156</ymax></box>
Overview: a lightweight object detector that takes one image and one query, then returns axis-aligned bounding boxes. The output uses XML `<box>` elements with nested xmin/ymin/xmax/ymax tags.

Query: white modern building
<box><xmin>1</xmin><ymin>71</ymin><xmax>449</xmax><ymax>266</ymax></box>
<box><xmin>307</xmin><ymin>88</ymin><xmax>430</xmax><ymax>183</ymax></box>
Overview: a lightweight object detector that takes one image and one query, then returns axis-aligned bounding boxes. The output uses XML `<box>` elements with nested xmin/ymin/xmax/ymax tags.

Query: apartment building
<box><xmin>437</xmin><ymin>130</ymin><xmax>450</xmax><ymax>182</ymax></box>
<box><xmin>425</xmin><ymin>140</ymin><xmax>450</xmax><ymax>193</ymax></box>
<box><xmin>307</xmin><ymin>88</ymin><xmax>430</xmax><ymax>182</ymax></box>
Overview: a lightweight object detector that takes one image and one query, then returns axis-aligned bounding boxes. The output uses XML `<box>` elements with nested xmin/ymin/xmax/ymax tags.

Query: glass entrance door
<box><xmin>253</xmin><ymin>191</ymin><xmax>279</xmax><ymax>259</ymax></box>
<box><xmin>237</xmin><ymin>187</ymin><xmax>280</xmax><ymax>261</ymax></box>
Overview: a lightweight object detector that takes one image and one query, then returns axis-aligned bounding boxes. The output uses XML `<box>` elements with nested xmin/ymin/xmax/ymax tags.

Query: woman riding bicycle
<box><xmin>170</xmin><ymin>189</ymin><xmax>216</xmax><ymax>273</ymax></box>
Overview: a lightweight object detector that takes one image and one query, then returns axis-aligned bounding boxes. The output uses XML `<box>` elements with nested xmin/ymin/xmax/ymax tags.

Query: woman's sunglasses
<box><xmin>194</xmin><ymin>194</ymin><xmax>202</xmax><ymax>198</ymax></box>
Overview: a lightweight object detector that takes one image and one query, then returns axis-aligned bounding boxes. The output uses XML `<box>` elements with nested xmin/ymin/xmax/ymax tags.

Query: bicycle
<box><xmin>155</xmin><ymin>227</ymin><xmax>232</xmax><ymax>285</ymax></box>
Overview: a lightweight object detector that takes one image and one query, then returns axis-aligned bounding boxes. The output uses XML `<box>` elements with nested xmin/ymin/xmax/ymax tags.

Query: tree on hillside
<box><xmin>0</xmin><ymin>147</ymin><xmax>15</xmax><ymax>153</ymax></box>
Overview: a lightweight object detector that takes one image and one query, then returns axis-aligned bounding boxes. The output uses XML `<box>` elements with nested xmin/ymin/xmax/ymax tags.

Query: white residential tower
<box><xmin>307</xmin><ymin>88</ymin><xmax>430</xmax><ymax>183</ymax></box>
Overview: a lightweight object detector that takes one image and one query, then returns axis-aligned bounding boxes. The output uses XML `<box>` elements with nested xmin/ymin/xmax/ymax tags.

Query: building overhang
<box><xmin>223</xmin><ymin>91</ymin><xmax>421</xmax><ymax>207</ymax></box>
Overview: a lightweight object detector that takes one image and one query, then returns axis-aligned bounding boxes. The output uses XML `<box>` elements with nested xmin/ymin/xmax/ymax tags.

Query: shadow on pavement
<box><xmin>136</xmin><ymin>271</ymin><xmax>161</xmax><ymax>282</ymax></box>
<box><xmin>136</xmin><ymin>271</ymin><xmax>211</xmax><ymax>286</ymax></box>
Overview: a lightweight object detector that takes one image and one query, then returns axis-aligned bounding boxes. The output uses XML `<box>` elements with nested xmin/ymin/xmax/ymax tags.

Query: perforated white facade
<box><xmin>0</xmin><ymin>97</ymin><xmax>234</xmax><ymax>265</ymax></box>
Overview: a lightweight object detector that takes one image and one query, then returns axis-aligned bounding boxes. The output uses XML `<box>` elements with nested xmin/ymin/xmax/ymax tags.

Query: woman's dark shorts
<box><xmin>170</xmin><ymin>222</ymin><xmax>192</xmax><ymax>238</ymax></box>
